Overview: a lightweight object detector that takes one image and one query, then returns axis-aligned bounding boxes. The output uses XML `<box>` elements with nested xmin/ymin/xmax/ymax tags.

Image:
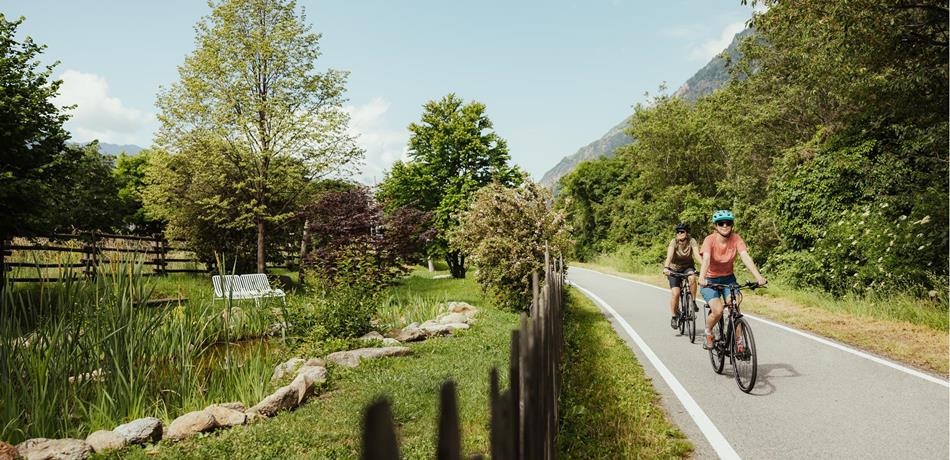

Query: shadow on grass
<box><xmin>558</xmin><ymin>290</ymin><xmax>692</xmax><ymax>459</ymax></box>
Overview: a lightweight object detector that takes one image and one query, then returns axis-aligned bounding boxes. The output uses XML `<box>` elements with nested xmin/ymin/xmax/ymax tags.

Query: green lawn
<box><xmin>108</xmin><ymin>270</ymin><xmax>518</xmax><ymax>459</ymax></box>
<box><xmin>558</xmin><ymin>288</ymin><xmax>692</xmax><ymax>459</ymax></box>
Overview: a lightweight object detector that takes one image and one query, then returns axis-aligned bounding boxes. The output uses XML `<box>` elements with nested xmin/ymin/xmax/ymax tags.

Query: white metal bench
<box><xmin>241</xmin><ymin>273</ymin><xmax>286</xmax><ymax>304</ymax></box>
<box><xmin>212</xmin><ymin>274</ymin><xmax>285</xmax><ymax>305</ymax></box>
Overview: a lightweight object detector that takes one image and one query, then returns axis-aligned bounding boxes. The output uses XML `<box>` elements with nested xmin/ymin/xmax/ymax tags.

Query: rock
<box><xmin>113</xmin><ymin>417</ymin><xmax>162</xmax><ymax>445</ymax></box>
<box><xmin>438</xmin><ymin>312</ymin><xmax>469</xmax><ymax>325</ymax></box>
<box><xmin>289</xmin><ymin>365</ymin><xmax>328</xmax><ymax>404</ymax></box>
<box><xmin>249</xmin><ymin>385</ymin><xmax>300</xmax><ymax>417</ymax></box>
<box><xmin>16</xmin><ymin>438</ymin><xmax>92</xmax><ymax>460</ymax></box>
<box><xmin>382</xmin><ymin>338</ymin><xmax>400</xmax><ymax>346</ymax></box>
<box><xmin>394</xmin><ymin>325</ymin><xmax>426</xmax><ymax>342</ymax></box>
<box><xmin>443</xmin><ymin>301</ymin><xmax>478</xmax><ymax>315</ymax></box>
<box><xmin>0</xmin><ymin>441</ymin><xmax>17</xmax><ymax>460</ymax></box>
<box><xmin>420</xmin><ymin>322</ymin><xmax>470</xmax><ymax>337</ymax></box>
<box><xmin>85</xmin><ymin>431</ymin><xmax>126</xmax><ymax>453</ymax></box>
<box><xmin>303</xmin><ymin>357</ymin><xmax>326</xmax><ymax>367</ymax></box>
<box><xmin>218</xmin><ymin>402</ymin><xmax>246</xmax><ymax>412</ymax></box>
<box><xmin>270</xmin><ymin>357</ymin><xmax>305</xmax><ymax>383</ymax></box>
<box><xmin>204</xmin><ymin>405</ymin><xmax>246</xmax><ymax>428</ymax></box>
<box><xmin>359</xmin><ymin>331</ymin><xmax>384</xmax><ymax>342</ymax></box>
<box><xmin>166</xmin><ymin>410</ymin><xmax>217</xmax><ymax>441</ymax></box>
<box><xmin>325</xmin><ymin>347</ymin><xmax>412</xmax><ymax>368</ymax></box>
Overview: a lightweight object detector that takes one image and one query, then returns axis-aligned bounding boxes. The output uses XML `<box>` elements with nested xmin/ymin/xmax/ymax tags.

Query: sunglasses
<box><xmin>716</xmin><ymin>221</ymin><xmax>734</xmax><ymax>227</ymax></box>
<box><xmin>676</xmin><ymin>230</ymin><xmax>687</xmax><ymax>234</ymax></box>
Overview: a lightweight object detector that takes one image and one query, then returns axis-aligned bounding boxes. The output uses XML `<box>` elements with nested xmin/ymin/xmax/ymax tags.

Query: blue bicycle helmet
<box><xmin>711</xmin><ymin>209</ymin><xmax>735</xmax><ymax>223</ymax></box>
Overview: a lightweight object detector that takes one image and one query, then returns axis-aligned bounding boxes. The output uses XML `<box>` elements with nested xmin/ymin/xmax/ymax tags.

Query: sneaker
<box><xmin>736</xmin><ymin>337</ymin><xmax>746</xmax><ymax>354</ymax></box>
<box><xmin>703</xmin><ymin>333</ymin><xmax>714</xmax><ymax>350</ymax></box>
<box><xmin>671</xmin><ymin>316</ymin><xmax>678</xmax><ymax>329</ymax></box>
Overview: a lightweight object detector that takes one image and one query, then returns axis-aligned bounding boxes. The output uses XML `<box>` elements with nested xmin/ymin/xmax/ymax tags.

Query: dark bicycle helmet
<box><xmin>674</xmin><ymin>223</ymin><xmax>688</xmax><ymax>233</ymax></box>
<box><xmin>711</xmin><ymin>209</ymin><xmax>735</xmax><ymax>223</ymax></box>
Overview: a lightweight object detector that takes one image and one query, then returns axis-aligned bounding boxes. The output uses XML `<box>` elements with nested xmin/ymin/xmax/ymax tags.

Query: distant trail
<box><xmin>568</xmin><ymin>267</ymin><xmax>949</xmax><ymax>460</ymax></box>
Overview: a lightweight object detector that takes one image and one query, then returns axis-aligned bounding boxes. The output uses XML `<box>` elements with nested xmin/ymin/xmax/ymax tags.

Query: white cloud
<box><xmin>688</xmin><ymin>20</ymin><xmax>746</xmax><ymax>62</ymax></box>
<box><xmin>345</xmin><ymin>97</ymin><xmax>409</xmax><ymax>185</ymax></box>
<box><xmin>53</xmin><ymin>69</ymin><xmax>157</xmax><ymax>146</ymax></box>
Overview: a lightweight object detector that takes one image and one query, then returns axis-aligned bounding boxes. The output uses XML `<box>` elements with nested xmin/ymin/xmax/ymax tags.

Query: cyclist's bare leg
<box><xmin>687</xmin><ymin>275</ymin><xmax>698</xmax><ymax>307</ymax></box>
<box><xmin>670</xmin><ymin>286</ymin><xmax>681</xmax><ymax>316</ymax></box>
<box><xmin>706</xmin><ymin>297</ymin><xmax>724</xmax><ymax>331</ymax></box>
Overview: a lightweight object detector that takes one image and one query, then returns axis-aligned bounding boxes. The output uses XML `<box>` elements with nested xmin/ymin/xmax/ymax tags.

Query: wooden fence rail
<box><xmin>361</xmin><ymin>247</ymin><xmax>565</xmax><ymax>460</ymax></box>
<box><xmin>0</xmin><ymin>232</ymin><xmax>209</xmax><ymax>285</ymax></box>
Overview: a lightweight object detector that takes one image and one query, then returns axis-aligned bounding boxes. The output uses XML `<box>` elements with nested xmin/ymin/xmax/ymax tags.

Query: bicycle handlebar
<box><xmin>705</xmin><ymin>281</ymin><xmax>765</xmax><ymax>290</ymax></box>
<box><xmin>665</xmin><ymin>267</ymin><xmax>696</xmax><ymax>278</ymax></box>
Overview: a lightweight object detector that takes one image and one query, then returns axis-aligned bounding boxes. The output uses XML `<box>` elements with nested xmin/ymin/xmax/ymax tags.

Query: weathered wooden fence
<box><xmin>0</xmin><ymin>232</ymin><xmax>208</xmax><ymax>284</ymax></box>
<box><xmin>361</xmin><ymin>248</ymin><xmax>565</xmax><ymax>460</ymax></box>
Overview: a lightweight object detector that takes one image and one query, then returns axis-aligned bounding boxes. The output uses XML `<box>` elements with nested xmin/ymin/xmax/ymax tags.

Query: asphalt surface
<box><xmin>567</xmin><ymin>267</ymin><xmax>950</xmax><ymax>460</ymax></box>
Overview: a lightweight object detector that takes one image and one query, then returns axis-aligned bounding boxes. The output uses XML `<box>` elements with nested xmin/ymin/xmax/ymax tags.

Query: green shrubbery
<box><xmin>452</xmin><ymin>181</ymin><xmax>572</xmax><ymax>311</ymax></box>
<box><xmin>556</xmin><ymin>0</ymin><xmax>948</xmax><ymax>297</ymax></box>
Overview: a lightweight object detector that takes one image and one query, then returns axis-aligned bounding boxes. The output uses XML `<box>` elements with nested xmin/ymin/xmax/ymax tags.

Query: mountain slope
<box><xmin>539</xmin><ymin>28</ymin><xmax>751</xmax><ymax>189</ymax></box>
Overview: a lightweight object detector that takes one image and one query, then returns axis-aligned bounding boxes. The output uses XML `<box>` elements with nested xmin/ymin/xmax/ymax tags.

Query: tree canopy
<box><xmin>377</xmin><ymin>93</ymin><xmax>523</xmax><ymax>278</ymax></box>
<box><xmin>154</xmin><ymin>0</ymin><xmax>362</xmax><ymax>272</ymax></box>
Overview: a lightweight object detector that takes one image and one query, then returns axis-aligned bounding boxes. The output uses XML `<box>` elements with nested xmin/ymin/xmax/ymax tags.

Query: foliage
<box><xmin>0</xmin><ymin>264</ymin><xmax>281</xmax><ymax>444</ymax></box>
<box><xmin>556</xmin><ymin>0</ymin><xmax>948</xmax><ymax>295</ymax></box>
<box><xmin>452</xmin><ymin>181</ymin><xmax>571</xmax><ymax>311</ymax></box>
<box><xmin>144</xmin><ymin>139</ymin><xmax>303</xmax><ymax>272</ymax></box>
<box><xmin>154</xmin><ymin>0</ymin><xmax>362</xmax><ymax>272</ymax></box>
<box><xmin>0</xmin><ymin>14</ymin><xmax>74</xmax><ymax>237</ymax></box>
<box><xmin>114</xmin><ymin>149</ymin><xmax>164</xmax><ymax>234</ymax></box>
<box><xmin>301</xmin><ymin>187</ymin><xmax>434</xmax><ymax>289</ymax></box>
<box><xmin>377</xmin><ymin>94</ymin><xmax>524</xmax><ymax>278</ymax></box>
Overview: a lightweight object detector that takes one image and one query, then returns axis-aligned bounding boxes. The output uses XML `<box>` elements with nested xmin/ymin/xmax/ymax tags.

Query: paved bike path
<box><xmin>568</xmin><ymin>267</ymin><xmax>949</xmax><ymax>460</ymax></box>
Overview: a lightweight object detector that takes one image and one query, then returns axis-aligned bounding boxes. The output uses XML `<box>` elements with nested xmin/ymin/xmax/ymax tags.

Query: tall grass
<box><xmin>0</xmin><ymin>262</ymin><xmax>283</xmax><ymax>444</ymax></box>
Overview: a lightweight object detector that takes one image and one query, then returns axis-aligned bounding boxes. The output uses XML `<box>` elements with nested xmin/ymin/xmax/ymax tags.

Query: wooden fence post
<box><xmin>437</xmin><ymin>380</ymin><xmax>462</xmax><ymax>460</ymax></box>
<box><xmin>361</xmin><ymin>399</ymin><xmax>400</xmax><ymax>460</ymax></box>
<box><xmin>0</xmin><ymin>238</ymin><xmax>8</xmax><ymax>292</ymax></box>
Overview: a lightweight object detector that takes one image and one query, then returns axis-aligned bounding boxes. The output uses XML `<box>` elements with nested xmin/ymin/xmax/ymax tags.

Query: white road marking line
<box><xmin>569</xmin><ymin>282</ymin><xmax>742</xmax><ymax>460</ymax></box>
<box><xmin>569</xmin><ymin>266</ymin><xmax>950</xmax><ymax>388</ymax></box>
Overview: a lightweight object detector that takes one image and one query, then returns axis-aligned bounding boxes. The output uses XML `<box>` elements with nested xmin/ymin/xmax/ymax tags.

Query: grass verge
<box><xmin>574</xmin><ymin>261</ymin><xmax>949</xmax><ymax>377</ymax></box>
<box><xmin>110</xmin><ymin>272</ymin><xmax>517</xmax><ymax>459</ymax></box>
<box><xmin>559</xmin><ymin>288</ymin><xmax>692</xmax><ymax>459</ymax></box>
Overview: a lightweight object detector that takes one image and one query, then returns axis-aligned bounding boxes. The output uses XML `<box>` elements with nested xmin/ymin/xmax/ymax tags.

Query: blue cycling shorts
<box><xmin>701</xmin><ymin>274</ymin><xmax>738</xmax><ymax>303</ymax></box>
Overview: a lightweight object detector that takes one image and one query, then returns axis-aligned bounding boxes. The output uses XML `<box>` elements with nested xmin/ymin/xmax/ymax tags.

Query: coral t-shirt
<box><xmin>701</xmin><ymin>232</ymin><xmax>748</xmax><ymax>278</ymax></box>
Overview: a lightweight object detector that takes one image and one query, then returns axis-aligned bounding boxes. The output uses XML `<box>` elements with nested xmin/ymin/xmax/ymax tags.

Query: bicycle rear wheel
<box><xmin>708</xmin><ymin>316</ymin><xmax>725</xmax><ymax>374</ymax></box>
<box><xmin>684</xmin><ymin>291</ymin><xmax>696</xmax><ymax>343</ymax></box>
<box><xmin>730</xmin><ymin>317</ymin><xmax>758</xmax><ymax>393</ymax></box>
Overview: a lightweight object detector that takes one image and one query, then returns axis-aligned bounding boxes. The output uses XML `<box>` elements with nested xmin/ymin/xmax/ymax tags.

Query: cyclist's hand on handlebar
<box><xmin>756</xmin><ymin>276</ymin><xmax>767</xmax><ymax>287</ymax></box>
<box><xmin>663</xmin><ymin>267</ymin><xmax>671</xmax><ymax>276</ymax></box>
<box><xmin>699</xmin><ymin>278</ymin><xmax>707</xmax><ymax>287</ymax></box>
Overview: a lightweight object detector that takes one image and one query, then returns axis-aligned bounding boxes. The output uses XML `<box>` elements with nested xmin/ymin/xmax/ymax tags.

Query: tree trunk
<box><xmin>427</xmin><ymin>256</ymin><xmax>434</xmax><ymax>272</ymax></box>
<box><xmin>445</xmin><ymin>250</ymin><xmax>466</xmax><ymax>278</ymax></box>
<box><xmin>298</xmin><ymin>219</ymin><xmax>310</xmax><ymax>284</ymax></box>
<box><xmin>257</xmin><ymin>218</ymin><xmax>266</xmax><ymax>274</ymax></box>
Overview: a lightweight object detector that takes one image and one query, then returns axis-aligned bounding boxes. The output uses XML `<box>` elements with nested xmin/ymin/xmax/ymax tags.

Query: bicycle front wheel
<box><xmin>730</xmin><ymin>317</ymin><xmax>758</xmax><ymax>393</ymax></box>
<box><xmin>708</xmin><ymin>316</ymin><xmax>725</xmax><ymax>374</ymax></box>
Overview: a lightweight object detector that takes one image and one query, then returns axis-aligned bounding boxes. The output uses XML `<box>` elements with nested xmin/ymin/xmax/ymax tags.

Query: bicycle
<box><xmin>667</xmin><ymin>269</ymin><xmax>697</xmax><ymax>343</ymax></box>
<box><xmin>704</xmin><ymin>281</ymin><xmax>763</xmax><ymax>393</ymax></box>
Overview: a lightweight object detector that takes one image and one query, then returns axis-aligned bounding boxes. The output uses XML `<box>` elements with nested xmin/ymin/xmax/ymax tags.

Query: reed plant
<box><xmin>0</xmin><ymin>260</ymin><xmax>282</xmax><ymax>444</ymax></box>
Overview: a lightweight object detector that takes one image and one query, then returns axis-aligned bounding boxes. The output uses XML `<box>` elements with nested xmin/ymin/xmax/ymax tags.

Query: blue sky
<box><xmin>4</xmin><ymin>0</ymin><xmax>756</xmax><ymax>182</ymax></box>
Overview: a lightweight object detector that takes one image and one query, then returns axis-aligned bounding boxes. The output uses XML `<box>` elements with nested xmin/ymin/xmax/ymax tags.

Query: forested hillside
<box><xmin>539</xmin><ymin>29</ymin><xmax>751</xmax><ymax>190</ymax></box>
<box><xmin>557</xmin><ymin>0</ymin><xmax>948</xmax><ymax>295</ymax></box>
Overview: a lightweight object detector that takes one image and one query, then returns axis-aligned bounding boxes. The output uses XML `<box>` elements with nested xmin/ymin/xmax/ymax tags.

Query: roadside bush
<box><xmin>452</xmin><ymin>181</ymin><xmax>572</xmax><ymax>311</ymax></box>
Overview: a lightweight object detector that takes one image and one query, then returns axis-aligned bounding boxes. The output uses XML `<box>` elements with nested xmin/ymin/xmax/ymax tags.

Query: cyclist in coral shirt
<box><xmin>699</xmin><ymin>209</ymin><xmax>767</xmax><ymax>350</ymax></box>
